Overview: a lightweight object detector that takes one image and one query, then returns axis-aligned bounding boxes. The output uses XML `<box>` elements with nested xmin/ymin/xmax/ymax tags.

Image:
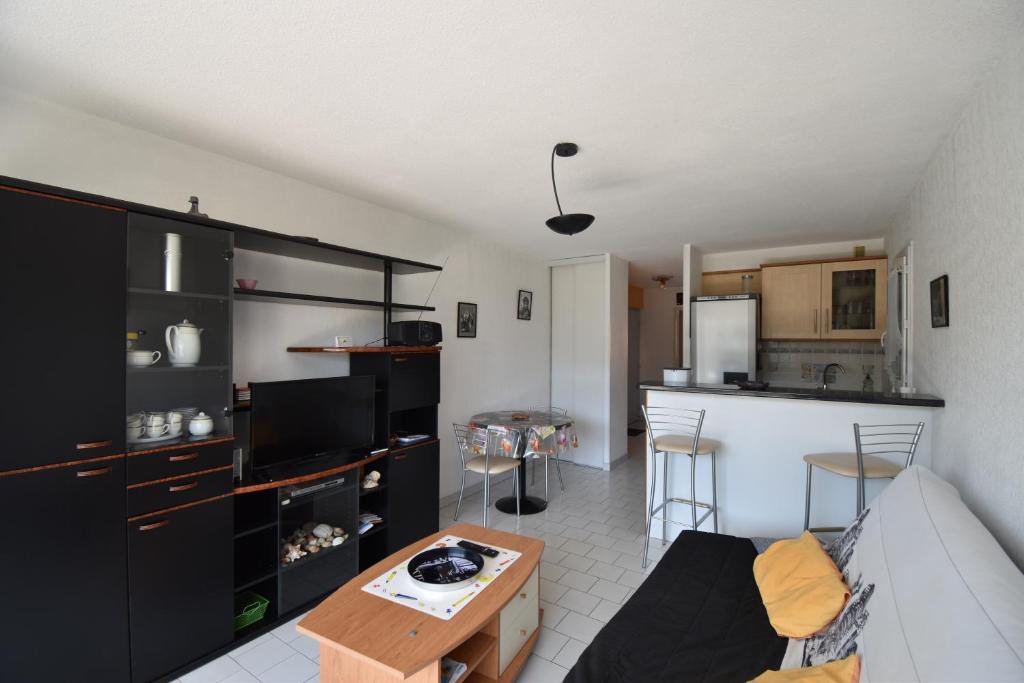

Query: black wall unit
<box><xmin>0</xmin><ymin>460</ymin><xmax>130</xmax><ymax>682</ymax></box>
<box><xmin>0</xmin><ymin>189</ymin><xmax>126</xmax><ymax>469</ymax></box>
<box><xmin>387</xmin><ymin>441</ymin><xmax>441</xmax><ymax>552</ymax></box>
<box><xmin>128</xmin><ymin>496</ymin><xmax>233</xmax><ymax>683</ymax></box>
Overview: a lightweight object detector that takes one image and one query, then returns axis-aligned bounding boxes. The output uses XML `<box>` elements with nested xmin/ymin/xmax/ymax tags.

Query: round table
<box><xmin>469</xmin><ymin>409</ymin><xmax>574</xmax><ymax>515</ymax></box>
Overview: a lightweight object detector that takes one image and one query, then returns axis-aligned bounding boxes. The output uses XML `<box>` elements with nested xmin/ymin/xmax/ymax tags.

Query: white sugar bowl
<box><xmin>188</xmin><ymin>412</ymin><xmax>215</xmax><ymax>436</ymax></box>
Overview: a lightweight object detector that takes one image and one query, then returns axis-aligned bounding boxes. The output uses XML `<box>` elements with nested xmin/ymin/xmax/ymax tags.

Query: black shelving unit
<box><xmin>233</xmin><ymin>287</ymin><xmax>434</xmax><ymax>311</ymax></box>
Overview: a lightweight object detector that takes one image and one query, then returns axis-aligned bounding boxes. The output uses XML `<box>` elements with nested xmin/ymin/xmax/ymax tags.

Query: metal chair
<box><xmin>803</xmin><ymin>422</ymin><xmax>924</xmax><ymax>533</ymax></box>
<box><xmin>529</xmin><ymin>406</ymin><xmax>567</xmax><ymax>491</ymax></box>
<box><xmin>453</xmin><ymin>424</ymin><xmax>522</xmax><ymax>527</ymax></box>
<box><xmin>641</xmin><ymin>405</ymin><xmax>721</xmax><ymax>568</ymax></box>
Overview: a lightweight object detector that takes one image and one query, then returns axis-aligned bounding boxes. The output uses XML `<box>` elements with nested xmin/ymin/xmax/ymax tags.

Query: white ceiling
<box><xmin>2</xmin><ymin>2</ymin><xmax>1022</xmax><ymax>283</ymax></box>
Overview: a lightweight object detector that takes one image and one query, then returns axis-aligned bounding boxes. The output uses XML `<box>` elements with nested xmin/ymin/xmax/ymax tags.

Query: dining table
<box><xmin>469</xmin><ymin>409</ymin><xmax>575</xmax><ymax>515</ymax></box>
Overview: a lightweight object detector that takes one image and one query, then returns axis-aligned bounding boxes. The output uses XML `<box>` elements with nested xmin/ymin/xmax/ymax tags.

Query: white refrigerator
<box><xmin>690</xmin><ymin>294</ymin><xmax>759</xmax><ymax>385</ymax></box>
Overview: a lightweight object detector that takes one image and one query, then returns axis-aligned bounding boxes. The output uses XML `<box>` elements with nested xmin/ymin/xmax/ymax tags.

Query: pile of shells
<box><xmin>281</xmin><ymin>521</ymin><xmax>349</xmax><ymax>565</ymax></box>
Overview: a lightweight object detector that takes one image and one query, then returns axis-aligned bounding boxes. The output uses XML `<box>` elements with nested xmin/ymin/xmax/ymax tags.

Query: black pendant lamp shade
<box><xmin>546</xmin><ymin>142</ymin><xmax>594</xmax><ymax>236</ymax></box>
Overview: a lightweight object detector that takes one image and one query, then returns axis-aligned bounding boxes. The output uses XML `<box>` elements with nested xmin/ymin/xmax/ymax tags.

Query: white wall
<box><xmin>607</xmin><ymin>254</ymin><xmax>629</xmax><ymax>466</ymax></box>
<box><xmin>701</xmin><ymin>238</ymin><xmax>886</xmax><ymax>271</ymax></box>
<box><xmin>0</xmin><ymin>86</ymin><xmax>551</xmax><ymax>501</ymax></box>
<box><xmin>885</xmin><ymin>33</ymin><xmax>1024</xmax><ymax>567</ymax></box>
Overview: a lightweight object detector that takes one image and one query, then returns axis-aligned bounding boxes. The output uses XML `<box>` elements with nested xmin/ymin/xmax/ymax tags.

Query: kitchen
<box><xmin>634</xmin><ymin>240</ymin><xmax>943</xmax><ymax>541</ymax></box>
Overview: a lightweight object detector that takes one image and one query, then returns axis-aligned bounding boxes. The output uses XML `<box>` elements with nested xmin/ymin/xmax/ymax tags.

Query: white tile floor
<box><xmin>175</xmin><ymin>436</ymin><xmax>660</xmax><ymax>683</ymax></box>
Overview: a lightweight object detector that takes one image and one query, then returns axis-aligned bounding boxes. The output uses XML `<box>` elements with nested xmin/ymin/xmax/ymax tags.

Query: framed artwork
<box><xmin>457</xmin><ymin>301</ymin><xmax>477</xmax><ymax>338</ymax></box>
<box><xmin>517</xmin><ymin>289</ymin><xmax>533</xmax><ymax>321</ymax></box>
<box><xmin>930</xmin><ymin>274</ymin><xmax>949</xmax><ymax>328</ymax></box>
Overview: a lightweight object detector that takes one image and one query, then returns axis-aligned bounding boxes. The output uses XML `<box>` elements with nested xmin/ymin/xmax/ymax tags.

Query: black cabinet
<box><xmin>0</xmin><ymin>460</ymin><xmax>129</xmax><ymax>682</ymax></box>
<box><xmin>388</xmin><ymin>441</ymin><xmax>440</xmax><ymax>551</ymax></box>
<box><xmin>388</xmin><ymin>352</ymin><xmax>440</xmax><ymax>412</ymax></box>
<box><xmin>128</xmin><ymin>496</ymin><xmax>233</xmax><ymax>683</ymax></box>
<box><xmin>0</xmin><ymin>189</ymin><xmax>126</xmax><ymax>470</ymax></box>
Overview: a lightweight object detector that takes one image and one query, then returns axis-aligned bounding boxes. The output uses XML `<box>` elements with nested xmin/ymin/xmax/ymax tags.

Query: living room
<box><xmin>2</xmin><ymin>3</ymin><xmax>1023</xmax><ymax>683</ymax></box>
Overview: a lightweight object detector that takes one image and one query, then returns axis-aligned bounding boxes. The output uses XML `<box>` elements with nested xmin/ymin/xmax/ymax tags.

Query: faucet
<box><xmin>821</xmin><ymin>363</ymin><xmax>846</xmax><ymax>391</ymax></box>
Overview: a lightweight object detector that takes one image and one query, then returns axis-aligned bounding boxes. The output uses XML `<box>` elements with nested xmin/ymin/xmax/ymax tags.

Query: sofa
<box><xmin>566</xmin><ymin>465</ymin><xmax>1024</xmax><ymax>682</ymax></box>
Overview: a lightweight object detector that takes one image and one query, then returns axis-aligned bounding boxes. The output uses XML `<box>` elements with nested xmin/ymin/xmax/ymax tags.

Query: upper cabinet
<box><xmin>820</xmin><ymin>259</ymin><xmax>887</xmax><ymax>340</ymax></box>
<box><xmin>761</xmin><ymin>258</ymin><xmax>887</xmax><ymax>341</ymax></box>
<box><xmin>761</xmin><ymin>263</ymin><xmax>822</xmax><ymax>339</ymax></box>
<box><xmin>701</xmin><ymin>269</ymin><xmax>762</xmax><ymax>296</ymax></box>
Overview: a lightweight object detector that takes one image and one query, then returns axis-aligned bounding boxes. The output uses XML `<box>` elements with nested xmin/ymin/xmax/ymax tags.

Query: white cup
<box><xmin>127</xmin><ymin>424</ymin><xmax>144</xmax><ymax>439</ymax></box>
<box><xmin>166</xmin><ymin>411</ymin><xmax>184</xmax><ymax>435</ymax></box>
<box><xmin>144</xmin><ymin>414</ymin><xmax>166</xmax><ymax>428</ymax></box>
<box><xmin>128</xmin><ymin>350</ymin><xmax>161</xmax><ymax>367</ymax></box>
<box><xmin>145</xmin><ymin>423</ymin><xmax>170</xmax><ymax>438</ymax></box>
<box><xmin>126</xmin><ymin>412</ymin><xmax>145</xmax><ymax>428</ymax></box>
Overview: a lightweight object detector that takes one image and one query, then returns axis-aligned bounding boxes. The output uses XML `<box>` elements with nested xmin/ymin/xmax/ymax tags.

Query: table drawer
<box><xmin>499</xmin><ymin>566</ymin><xmax>539</xmax><ymax>673</ymax></box>
<box><xmin>127</xmin><ymin>467</ymin><xmax>233</xmax><ymax>517</ymax></box>
<box><xmin>127</xmin><ymin>443</ymin><xmax>232</xmax><ymax>485</ymax></box>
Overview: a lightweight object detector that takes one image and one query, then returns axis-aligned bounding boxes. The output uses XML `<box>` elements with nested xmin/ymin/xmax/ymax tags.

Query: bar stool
<box><xmin>453</xmin><ymin>424</ymin><xmax>522</xmax><ymax>527</ymax></box>
<box><xmin>641</xmin><ymin>405</ymin><xmax>721</xmax><ymax>568</ymax></box>
<box><xmin>803</xmin><ymin>422</ymin><xmax>924</xmax><ymax>533</ymax></box>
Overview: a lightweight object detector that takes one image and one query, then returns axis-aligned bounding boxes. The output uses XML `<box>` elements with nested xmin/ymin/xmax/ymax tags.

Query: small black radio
<box><xmin>388</xmin><ymin>321</ymin><xmax>442</xmax><ymax>346</ymax></box>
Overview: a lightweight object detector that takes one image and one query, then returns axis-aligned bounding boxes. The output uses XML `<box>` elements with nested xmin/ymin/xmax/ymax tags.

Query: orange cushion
<box><xmin>750</xmin><ymin>655</ymin><xmax>860</xmax><ymax>682</ymax></box>
<box><xmin>752</xmin><ymin>531</ymin><xmax>850</xmax><ymax>638</ymax></box>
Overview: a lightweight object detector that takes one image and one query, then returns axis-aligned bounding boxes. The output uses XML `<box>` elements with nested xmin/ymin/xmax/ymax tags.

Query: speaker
<box><xmin>388</xmin><ymin>321</ymin><xmax>442</xmax><ymax>346</ymax></box>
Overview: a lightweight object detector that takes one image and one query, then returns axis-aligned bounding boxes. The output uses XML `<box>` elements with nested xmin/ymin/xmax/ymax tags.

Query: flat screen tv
<box><xmin>250</xmin><ymin>375</ymin><xmax>375</xmax><ymax>473</ymax></box>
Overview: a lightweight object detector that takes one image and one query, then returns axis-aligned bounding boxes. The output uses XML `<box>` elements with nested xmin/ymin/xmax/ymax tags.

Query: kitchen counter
<box><xmin>641</xmin><ymin>382</ymin><xmax>941</xmax><ymax>540</ymax></box>
<box><xmin>640</xmin><ymin>381</ymin><xmax>944</xmax><ymax>407</ymax></box>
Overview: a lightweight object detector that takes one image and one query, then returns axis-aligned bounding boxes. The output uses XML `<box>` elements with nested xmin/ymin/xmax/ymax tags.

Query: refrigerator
<box><xmin>690</xmin><ymin>294</ymin><xmax>759</xmax><ymax>385</ymax></box>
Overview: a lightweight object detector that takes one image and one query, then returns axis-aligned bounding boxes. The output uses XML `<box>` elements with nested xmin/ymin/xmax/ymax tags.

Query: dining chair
<box><xmin>803</xmin><ymin>421</ymin><xmax>924</xmax><ymax>533</ymax></box>
<box><xmin>528</xmin><ymin>406</ymin><xmax>568</xmax><ymax>491</ymax></box>
<box><xmin>453</xmin><ymin>423</ymin><xmax>522</xmax><ymax>526</ymax></box>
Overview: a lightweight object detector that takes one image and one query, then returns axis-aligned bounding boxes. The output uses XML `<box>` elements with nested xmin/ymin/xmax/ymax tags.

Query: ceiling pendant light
<box><xmin>652</xmin><ymin>275</ymin><xmax>673</xmax><ymax>289</ymax></box>
<box><xmin>545</xmin><ymin>142</ymin><xmax>594</xmax><ymax>236</ymax></box>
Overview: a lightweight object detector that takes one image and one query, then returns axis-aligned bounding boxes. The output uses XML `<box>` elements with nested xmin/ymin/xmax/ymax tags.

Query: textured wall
<box><xmin>886</xmin><ymin>33</ymin><xmax>1024</xmax><ymax>566</ymax></box>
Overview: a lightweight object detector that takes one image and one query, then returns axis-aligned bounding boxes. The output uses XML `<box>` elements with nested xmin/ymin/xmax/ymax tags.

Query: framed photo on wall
<box><xmin>457</xmin><ymin>301</ymin><xmax>477</xmax><ymax>338</ymax></box>
<box><xmin>517</xmin><ymin>289</ymin><xmax>533</xmax><ymax>320</ymax></box>
<box><xmin>930</xmin><ymin>274</ymin><xmax>949</xmax><ymax>327</ymax></box>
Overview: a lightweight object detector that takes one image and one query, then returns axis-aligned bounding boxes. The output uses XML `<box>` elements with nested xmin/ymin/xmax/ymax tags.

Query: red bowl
<box><xmin>236</xmin><ymin>279</ymin><xmax>258</xmax><ymax>290</ymax></box>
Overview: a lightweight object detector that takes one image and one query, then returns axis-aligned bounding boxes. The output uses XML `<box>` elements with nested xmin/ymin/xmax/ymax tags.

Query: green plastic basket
<box><xmin>234</xmin><ymin>591</ymin><xmax>270</xmax><ymax>632</ymax></box>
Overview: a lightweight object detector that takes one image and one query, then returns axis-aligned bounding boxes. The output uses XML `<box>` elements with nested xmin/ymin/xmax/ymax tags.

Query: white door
<box><xmin>551</xmin><ymin>261</ymin><xmax>605</xmax><ymax>468</ymax></box>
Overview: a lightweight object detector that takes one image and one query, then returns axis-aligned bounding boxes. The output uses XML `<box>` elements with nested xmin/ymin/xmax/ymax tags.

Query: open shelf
<box><xmin>279</xmin><ymin>534</ymin><xmax>358</xmax><ymax>574</ymax></box>
<box><xmin>233</xmin><ymin>521</ymin><xmax>277</xmax><ymax>540</ymax></box>
<box><xmin>359</xmin><ymin>484</ymin><xmax>388</xmax><ymax>497</ymax></box>
<box><xmin>358</xmin><ymin>522</ymin><xmax>388</xmax><ymax>540</ymax></box>
<box><xmin>127</xmin><ymin>365</ymin><xmax>229</xmax><ymax>374</ymax></box>
<box><xmin>446</xmin><ymin>631</ymin><xmax>498</xmax><ymax>683</ymax></box>
<box><xmin>234</xmin><ymin>288</ymin><xmax>434</xmax><ymax>311</ymax></box>
<box><xmin>128</xmin><ymin>286</ymin><xmax>230</xmax><ymax>302</ymax></box>
<box><xmin>233</xmin><ymin>570</ymin><xmax>278</xmax><ymax>593</ymax></box>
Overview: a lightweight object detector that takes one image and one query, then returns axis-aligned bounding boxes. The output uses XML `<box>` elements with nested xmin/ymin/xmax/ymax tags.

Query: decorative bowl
<box><xmin>407</xmin><ymin>547</ymin><xmax>484</xmax><ymax>592</ymax></box>
<box><xmin>236</xmin><ymin>279</ymin><xmax>258</xmax><ymax>290</ymax></box>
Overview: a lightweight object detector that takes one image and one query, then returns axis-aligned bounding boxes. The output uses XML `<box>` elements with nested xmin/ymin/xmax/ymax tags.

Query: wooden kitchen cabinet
<box><xmin>701</xmin><ymin>269</ymin><xmax>762</xmax><ymax>296</ymax></box>
<box><xmin>821</xmin><ymin>259</ymin><xmax>887</xmax><ymax>340</ymax></box>
<box><xmin>761</xmin><ymin>258</ymin><xmax>887</xmax><ymax>341</ymax></box>
<box><xmin>761</xmin><ymin>263</ymin><xmax>822</xmax><ymax>339</ymax></box>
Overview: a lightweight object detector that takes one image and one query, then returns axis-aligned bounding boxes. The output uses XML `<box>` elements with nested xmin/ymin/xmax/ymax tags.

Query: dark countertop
<box><xmin>639</xmin><ymin>381</ymin><xmax>944</xmax><ymax>407</ymax></box>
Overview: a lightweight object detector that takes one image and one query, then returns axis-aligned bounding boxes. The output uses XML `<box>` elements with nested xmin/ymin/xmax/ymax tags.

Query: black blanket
<box><xmin>564</xmin><ymin>531</ymin><xmax>787</xmax><ymax>682</ymax></box>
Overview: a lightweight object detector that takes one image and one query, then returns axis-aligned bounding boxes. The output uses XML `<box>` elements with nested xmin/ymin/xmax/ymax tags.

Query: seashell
<box><xmin>312</xmin><ymin>523</ymin><xmax>333</xmax><ymax>539</ymax></box>
<box><xmin>333</xmin><ymin>527</ymin><xmax>344</xmax><ymax>536</ymax></box>
<box><xmin>306</xmin><ymin>544</ymin><xmax>320</xmax><ymax>553</ymax></box>
<box><xmin>332</xmin><ymin>536</ymin><xmax>344</xmax><ymax>546</ymax></box>
<box><xmin>302</xmin><ymin>522</ymin><xmax>316</xmax><ymax>532</ymax></box>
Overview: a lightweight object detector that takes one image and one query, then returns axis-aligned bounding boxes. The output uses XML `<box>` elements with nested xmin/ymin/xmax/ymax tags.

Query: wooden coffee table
<box><xmin>298</xmin><ymin>523</ymin><xmax>544</xmax><ymax>682</ymax></box>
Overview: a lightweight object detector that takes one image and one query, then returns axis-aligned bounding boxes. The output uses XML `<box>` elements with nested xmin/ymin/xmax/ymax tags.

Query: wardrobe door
<box><xmin>0</xmin><ymin>188</ymin><xmax>126</xmax><ymax>471</ymax></box>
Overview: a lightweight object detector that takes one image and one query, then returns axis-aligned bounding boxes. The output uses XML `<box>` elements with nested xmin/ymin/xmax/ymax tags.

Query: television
<box><xmin>250</xmin><ymin>375</ymin><xmax>375</xmax><ymax>473</ymax></box>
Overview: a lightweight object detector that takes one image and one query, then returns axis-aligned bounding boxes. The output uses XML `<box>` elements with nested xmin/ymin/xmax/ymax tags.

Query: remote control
<box><xmin>458</xmin><ymin>540</ymin><xmax>499</xmax><ymax>558</ymax></box>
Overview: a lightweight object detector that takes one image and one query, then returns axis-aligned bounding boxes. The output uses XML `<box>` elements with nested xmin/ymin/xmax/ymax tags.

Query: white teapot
<box><xmin>165</xmin><ymin>319</ymin><xmax>203</xmax><ymax>367</ymax></box>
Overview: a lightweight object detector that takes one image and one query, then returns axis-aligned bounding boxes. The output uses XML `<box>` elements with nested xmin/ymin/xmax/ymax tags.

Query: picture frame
<box><xmin>457</xmin><ymin>301</ymin><xmax>477</xmax><ymax>338</ymax></box>
<box><xmin>517</xmin><ymin>289</ymin><xmax>533</xmax><ymax>321</ymax></box>
<box><xmin>930</xmin><ymin>274</ymin><xmax>949</xmax><ymax>328</ymax></box>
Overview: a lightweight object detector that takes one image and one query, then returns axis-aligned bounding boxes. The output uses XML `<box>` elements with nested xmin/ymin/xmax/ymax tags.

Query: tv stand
<box><xmin>250</xmin><ymin>449</ymin><xmax>378</xmax><ymax>484</ymax></box>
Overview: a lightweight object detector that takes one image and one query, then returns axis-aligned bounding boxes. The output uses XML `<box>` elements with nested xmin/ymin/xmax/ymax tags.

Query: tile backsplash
<box><xmin>757</xmin><ymin>340</ymin><xmax>885</xmax><ymax>392</ymax></box>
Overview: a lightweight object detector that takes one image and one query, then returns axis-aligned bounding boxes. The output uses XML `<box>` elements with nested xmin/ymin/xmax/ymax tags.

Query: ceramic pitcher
<box><xmin>165</xmin><ymin>319</ymin><xmax>203</xmax><ymax>366</ymax></box>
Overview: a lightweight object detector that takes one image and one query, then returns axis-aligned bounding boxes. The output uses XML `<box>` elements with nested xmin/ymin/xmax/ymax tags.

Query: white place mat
<box><xmin>361</xmin><ymin>535</ymin><xmax>522</xmax><ymax>620</ymax></box>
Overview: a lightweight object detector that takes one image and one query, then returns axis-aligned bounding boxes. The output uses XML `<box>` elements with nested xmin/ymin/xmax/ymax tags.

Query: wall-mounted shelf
<box><xmin>129</xmin><ymin>287</ymin><xmax>230</xmax><ymax>302</ymax></box>
<box><xmin>128</xmin><ymin>365</ymin><xmax>229</xmax><ymax>374</ymax></box>
<box><xmin>233</xmin><ymin>288</ymin><xmax>433</xmax><ymax>311</ymax></box>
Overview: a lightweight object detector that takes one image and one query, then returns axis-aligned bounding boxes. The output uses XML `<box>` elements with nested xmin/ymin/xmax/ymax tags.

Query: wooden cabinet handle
<box><xmin>168</xmin><ymin>481</ymin><xmax>198</xmax><ymax>492</ymax></box>
<box><xmin>393</xmin><ymin>453</ymin><xmax>408</xmax><ymax>460</ymax></box>
<box><xmin>168</xmin><ymin>452</ymin><xmax>199</xmax><ymax>462</ymax></box>
<box><xmin>77</xmin><ymin>466</ymin><xmax>113</xmax><ymax>478</ymax></box>
<box><xmin>138</xmin><ymin>519</ymin><xmax>170</xmax><ymax>532</ymax></box>
<box><xmin>393</xmin><ymin>357</ymin><xmax>409</xmax><ymax>363</ymax></box>
<box><xmin>76</xmin><ymin>439</ymin><xmax>113</xmax><ymax>450</ymax></box>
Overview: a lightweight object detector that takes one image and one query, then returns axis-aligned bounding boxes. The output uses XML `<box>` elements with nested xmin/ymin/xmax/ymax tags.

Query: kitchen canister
<box><xmin>164</xmin><ymin>232</ymin><xmax>182</xmax><ymax>292</ymax></box>
<box><xmin>663</xmin><ymin>367</ymin><xmax>691</xmax><ymax>384</ymax></box>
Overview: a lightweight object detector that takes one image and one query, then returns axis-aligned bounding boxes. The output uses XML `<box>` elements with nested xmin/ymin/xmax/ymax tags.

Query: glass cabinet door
<box><xmin>821</xmin><ymin>259</ymin><xmax>887</xmax><ymax>340</ymax></box>
<box><xmin>126</xmin><ymin>213</ymin><xmax>234</xmax><ymax>447</ymax></box>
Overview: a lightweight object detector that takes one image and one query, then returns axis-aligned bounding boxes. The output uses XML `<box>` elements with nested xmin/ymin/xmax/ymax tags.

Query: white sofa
<box><xmin>782</xmin><ymin>465</ymin><xmax>1024</xmax><ymax>681</ymax></box>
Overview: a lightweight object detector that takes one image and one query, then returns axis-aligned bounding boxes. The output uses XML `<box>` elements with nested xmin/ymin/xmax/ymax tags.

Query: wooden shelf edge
<box><xmin>234</xmin><ymin>288</ymin><xmax>434</xmax><ymax>312</ymax></box>
<box><xmin>234</xmin><ymin>450</ymin><xmax>388</xmax><ymax>494</ymax></box>
<box><xmin>127</xmin><ymin>434</ymin><xmax>234</xmax><ymax>457</ymax></box>
<box><xmin>448</xmin><ymin>632</ymin><xmax>498</xmax><ymax>683</ymax></box>
<box><xmin>287</xmin><ymin>346</ymin><xmax>442</xmax><ymax>354</ymax></box>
